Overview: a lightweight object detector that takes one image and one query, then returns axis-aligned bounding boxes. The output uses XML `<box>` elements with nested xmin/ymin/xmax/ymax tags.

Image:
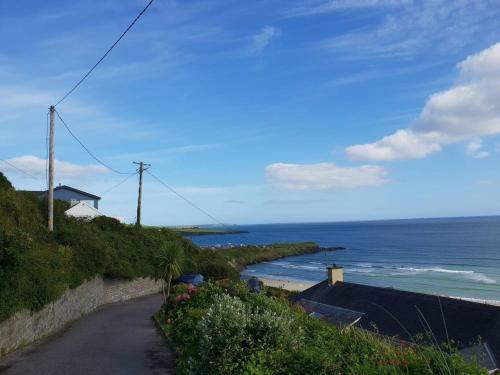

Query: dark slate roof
<box><xmin>294</xmin><ymin>281</ymin><xmax>500</xmax><ymax>366</ymax></box>
<box><xmin>55</xmin><ymin>185</ymin><xmax>101</xmax><ymax>200</ymax></box>
<box><xmin>297</xmin><ymin>298</ymin><xmax>364</xmax><ymax>327</ymax></box>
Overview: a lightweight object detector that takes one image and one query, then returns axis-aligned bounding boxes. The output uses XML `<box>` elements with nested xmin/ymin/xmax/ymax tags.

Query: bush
<box><xmin>0</xmin><ymin>173</ymin><xmax>240</xmax><ymax>322</ymax></box>
<box><xmin>159</xmin><ymin>281</ymin><xmax>488</xmax><ymax>375</ymax></box>
<box><xmin>195</xmin><ymin>294</ymin><xmax>251</xmax><ymax>374</ymax></box>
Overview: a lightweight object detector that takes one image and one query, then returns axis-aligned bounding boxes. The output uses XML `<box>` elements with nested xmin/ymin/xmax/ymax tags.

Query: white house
<box><xmin>64</xmin><ymin>201</ymin><xmax>104</xmax><ymax>220</ymax></box>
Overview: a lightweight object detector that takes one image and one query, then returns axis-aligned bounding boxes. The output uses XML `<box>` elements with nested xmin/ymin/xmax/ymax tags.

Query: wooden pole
<box><xmin>136</xmin><ymin>161</ymin><xmax>143</xmax><ymax>226</ymax></box>
<box><xmin>134</xmin><ymin>161</ymin><xmax>150</xmax><ymax>226</ymax></box>
<box><xmin>48</xmin><ymin>106</ymin><xmax>55</xmax><ymax>232</ymax></box>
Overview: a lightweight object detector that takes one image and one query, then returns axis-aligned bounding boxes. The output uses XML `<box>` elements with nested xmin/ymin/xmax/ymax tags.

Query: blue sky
<box><xmin>1</xmin><ymin>0</ymin><xmax>500</xmax><ymax>225</ymax></box>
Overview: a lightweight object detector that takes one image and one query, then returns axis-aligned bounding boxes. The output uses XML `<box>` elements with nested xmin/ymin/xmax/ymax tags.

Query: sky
<box><xmin>1</xmin><ymin>0</ymin><xmax>500</xmax><ymax>225</ymax></box>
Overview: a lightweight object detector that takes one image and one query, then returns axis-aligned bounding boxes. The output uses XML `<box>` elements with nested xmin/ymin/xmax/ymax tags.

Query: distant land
<box><xmin>163</xmin><ymin>226</ymin><xmax>248</xmax><ymax>236</ymax></box>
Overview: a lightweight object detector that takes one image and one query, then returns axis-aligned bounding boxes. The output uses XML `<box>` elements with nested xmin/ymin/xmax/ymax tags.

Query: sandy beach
<box><xmin>257</xmin><ymin>278</ymin><xmax>500</xmax><ymax>305</ymax></box>
<box><xmin>258</xmin><ymin>277</ymin><xmax>314</xmax><ymax>292</ymax></box>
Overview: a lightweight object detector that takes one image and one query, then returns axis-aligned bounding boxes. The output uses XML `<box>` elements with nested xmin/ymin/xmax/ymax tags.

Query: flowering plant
<box><xmin>176</xmin><ymin>293</ymin><xmax>191</xmax><ymax>303</ymax></box>
<box><xmin>187</xmin><ymin>283</ymin><xmax>197</xmax><ymax>295</ymax></box>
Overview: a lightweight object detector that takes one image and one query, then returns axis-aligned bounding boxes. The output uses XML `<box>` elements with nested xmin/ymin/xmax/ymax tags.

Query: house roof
<box><xmin>20</xmin><ymin>186</ymin><xmax>101</xmax><ymax>200</ymax></box>
<box><xmin>297</xmin><ymin>298</ymin><xmax>364</xmax><ymax>327</ymax></box>
<box><xmin>293</xmin><ymin>280</ymin><xmax>500</xmax><ymax>367</ymax></box>
<box><xmin>64</xmin><ymin>201</ymin><xmax>103</xmax><ymax>218</ymax></box>
<box><xmin>55</xmin><ymin>185</ymin><xmax>101</xmax><ymax>200</ymax></box>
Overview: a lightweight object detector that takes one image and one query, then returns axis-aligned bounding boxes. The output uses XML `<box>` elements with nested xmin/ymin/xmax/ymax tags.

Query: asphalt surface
<box><xmin>0</xmin><ymin>294</ymin><xmax>173</xmax><ymax>375</ymax></box>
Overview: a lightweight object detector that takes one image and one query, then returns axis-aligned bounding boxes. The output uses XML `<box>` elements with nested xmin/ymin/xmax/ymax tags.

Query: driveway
<box><xmin>0</xmin><ymin>294</ymin><xmax>173</xmax><ymax>375</ymax></box>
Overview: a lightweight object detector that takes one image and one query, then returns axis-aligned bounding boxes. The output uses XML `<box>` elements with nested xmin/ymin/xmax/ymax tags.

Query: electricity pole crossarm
<box><xmin>133</xmin><ymin>161</ymin><xmax>150</xmax><ymax>226</ymax></box>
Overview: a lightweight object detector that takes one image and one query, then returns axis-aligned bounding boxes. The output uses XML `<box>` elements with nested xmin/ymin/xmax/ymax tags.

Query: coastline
<box><xmin>254</xmin><ymin>277</ymin><xmax>314</xmax><ymax>292</ymax></box>
<box><xmin>253</xmin><ymin>276</ymin><xmax>500</xmax><ymax>305</ymax></box>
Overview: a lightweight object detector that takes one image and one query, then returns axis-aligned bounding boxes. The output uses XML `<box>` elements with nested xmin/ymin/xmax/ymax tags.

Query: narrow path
<box><xmin>0</xmin><ymin>294</ymin><xmax>173</xmax><ymax>375</ymax></box>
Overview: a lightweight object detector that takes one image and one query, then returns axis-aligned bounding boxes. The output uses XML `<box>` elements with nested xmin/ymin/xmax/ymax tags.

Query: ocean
<box><xmin>188</xmin><ymin>216</ymin><xmax>500</xmax><ymax>304</ymax></box>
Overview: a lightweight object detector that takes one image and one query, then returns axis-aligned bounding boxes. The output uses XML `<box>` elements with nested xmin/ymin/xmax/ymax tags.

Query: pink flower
<box><xmin>175</xmin><ymin>293</ymin><xmax>191</xmax><ymax>302</ymax></box>
<box><xmin>187</xmin><ymin>283</ymin><xmax>197</xmax><ymax>295</ymax></box>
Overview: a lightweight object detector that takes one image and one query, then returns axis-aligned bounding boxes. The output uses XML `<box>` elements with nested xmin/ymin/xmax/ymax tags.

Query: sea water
<box><xmin>189</xmin><ymin>217</ymin><xmax>500</xmax><ymax>303</ymax></box>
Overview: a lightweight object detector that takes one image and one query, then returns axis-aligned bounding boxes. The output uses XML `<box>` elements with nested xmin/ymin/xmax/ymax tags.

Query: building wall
<box><xmin>0</xmin><ymin>276</ymin><xmax>161</xmax><ymax>357</ymax></box>
<box><xmin>54</xmin><ymin>189</ymin><xmax>99</xmax><ymax>209</ymax></box>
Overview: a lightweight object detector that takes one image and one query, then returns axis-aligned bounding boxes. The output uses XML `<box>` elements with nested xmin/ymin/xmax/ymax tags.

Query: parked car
<box><xmin>177</xmin><ymin>274</ymin><xmax>204</xmax><ymax>285</ymax></box>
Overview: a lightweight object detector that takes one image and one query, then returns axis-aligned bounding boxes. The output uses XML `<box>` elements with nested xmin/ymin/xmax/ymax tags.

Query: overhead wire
<box><xmin>145</xmin><ymin>169</ymin><xmax>228</xmax><ymax>228</ymax></box>
<box><xmin>0</xmin><ymin>158</ymin><xmax>41</xmax><ymax>180</ymax></box>
<box><xmin>55</xmin><ymin>110</ymin><xmax>135</xmax><ymax>175</ymax></box>
<box><xmin>54</xmin><ymin>0</ymin><xmax>156</xmax><ymax>107</ymax></box>
<box><xmin>101</xmin><ymin>173</ymin><xmax>137</xmax><ymax>196</ymax></box>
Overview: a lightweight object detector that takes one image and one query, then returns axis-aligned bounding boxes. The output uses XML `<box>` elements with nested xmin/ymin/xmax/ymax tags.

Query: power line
<box><xmin>146</xmin><ymin>169</ymin><xmax>228</xmax><ymax>228</ymax></box>
<box><xmin>101</xmin><ymin>173</ymin><xmax>137</xmax><ymax>196</ymax></box>
<box><xmin>0</xmin><ymin>158</ymin><xmax>41</xmax><ymax>180</ymax></box>
<box><xmin>54</xmin><ymin>0</ymin><xmax>156</xmax><ymax>107</ymax></box>
<box><xmin>55</xmin><ymin>110</ymin><xmax>135</xmax><ymax>175</ymax></box>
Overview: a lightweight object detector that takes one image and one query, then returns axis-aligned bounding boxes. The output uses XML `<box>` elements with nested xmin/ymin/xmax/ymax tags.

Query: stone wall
<box><xmin>0</xmin><ymin>276</ymin><xmax>161</xmax><ymax>357</ymax></box>
<box><xmin>104</xmin><ymin>277</ymin><xmax>162</xmax><ymax>304</ymax></box>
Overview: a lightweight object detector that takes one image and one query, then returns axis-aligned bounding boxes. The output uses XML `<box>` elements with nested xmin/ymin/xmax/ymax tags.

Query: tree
<box><xmin>154</xmin><ymin>241</ymin><xmax>185</xmax><ymax>306</ymax></box>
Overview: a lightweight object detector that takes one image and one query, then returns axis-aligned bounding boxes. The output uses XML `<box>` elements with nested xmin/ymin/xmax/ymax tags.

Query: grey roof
<box><xmin>20</xmin><ymin>186</ymin><xmax>101</xmax><ymax>200</ymax></box>
<box><xmin>55</xmin><ymin>185</ymin><xmax>101</xmax><ymax>200</ymax></box>
<box><xmin>293</xmin><ymin>280</ymin><xmax>500</xmax><ymax>370</ymax></box>
<box><xmin>297</xmin><ymin>298</ymin><xmax>364</xmax><ymax>327</ymax></box>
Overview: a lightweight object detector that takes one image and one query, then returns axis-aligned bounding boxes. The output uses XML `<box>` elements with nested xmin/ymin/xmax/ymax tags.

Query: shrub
<box><xmin>0</xmin><ymin>173</ymin><xmax>239</xmax><ymax>322</ymax></box>
<box><xmin>194</xmin><ymin>294</ymin><xmax>251</xmax><ymax>374</ymax></box>
<box><xmin>160</xmin><ymin>281</ymin><xmax>488</xmax><ymax>375</ymax></box>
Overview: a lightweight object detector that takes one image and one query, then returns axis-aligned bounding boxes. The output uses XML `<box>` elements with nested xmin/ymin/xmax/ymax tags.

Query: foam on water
<box><xmin>192</xmin><ymin>217</ymin><xmax>500</xmax><ymax>302</ymax></box>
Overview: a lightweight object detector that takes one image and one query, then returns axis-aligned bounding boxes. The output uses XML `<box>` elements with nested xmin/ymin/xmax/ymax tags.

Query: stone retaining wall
<box><xmin>0</xmin><ymin>276</ymin><xmax>161</xmax><ymax>357</ymax></box>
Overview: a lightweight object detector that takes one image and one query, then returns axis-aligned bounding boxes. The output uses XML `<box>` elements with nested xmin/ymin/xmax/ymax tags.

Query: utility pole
<box><xmin>48</xmin><ymin>105</ymin><xmax>55</xmax><ymax>232</ymax></box>
<box><xmin>133</xmin><ymin>161</ymin><xmax>150</xmax><ymax>226</ymax></box>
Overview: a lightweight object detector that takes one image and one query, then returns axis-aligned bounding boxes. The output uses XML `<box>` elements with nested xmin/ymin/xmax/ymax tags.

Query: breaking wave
<box><xmin>396</xmin><ymin>267</ymin><xmax>497</xmax><ymax>284</ymax></box>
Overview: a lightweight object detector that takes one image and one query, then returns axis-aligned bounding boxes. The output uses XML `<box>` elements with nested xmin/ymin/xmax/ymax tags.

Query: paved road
<box><xmin>0</xmin><ymin>294</ymin><xmax>173</xmax><ymax>375</ymax></box>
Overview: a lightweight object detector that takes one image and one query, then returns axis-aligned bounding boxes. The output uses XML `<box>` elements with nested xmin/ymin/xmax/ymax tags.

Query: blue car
<box><xmin>177</xmin><ymin>274</ymin><xmax>204</xmax><ymax>285</ymax></box>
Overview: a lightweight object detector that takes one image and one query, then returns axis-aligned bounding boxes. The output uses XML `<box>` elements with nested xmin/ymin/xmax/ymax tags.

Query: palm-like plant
<box><xmin>154</xmin><ymin>241</ymin><xmax>185</xmax><ymax>306</ymax></box>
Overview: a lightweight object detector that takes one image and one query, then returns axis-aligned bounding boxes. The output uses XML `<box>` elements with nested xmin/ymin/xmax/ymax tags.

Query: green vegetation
<box><xmin>0</xmin><ymin>173</ymin><xmax>235</xmax><ymax>322</ymax></box>
<box><xmin>154</xmin><ymin>241</ymin><xmax>185</xmax><ymax>305</ymax></box>
<box><xmin>168</xmin><ymin>227</ymin><xmax>247</xmax><ymax>236</ymax></box>
<box><xmin>0</xmin><ymin>173</ymin><xmax>320</xmax><ymax>323</ymax></box>
<box><xmin>156</xmin><ymin>281</ymin><xmax>487</xmax><ymax>375</ymax></box>
<box><xmin>216</xmin><ymin>242</ymin><xmax>320</xmax><ymax>271</ymax></box>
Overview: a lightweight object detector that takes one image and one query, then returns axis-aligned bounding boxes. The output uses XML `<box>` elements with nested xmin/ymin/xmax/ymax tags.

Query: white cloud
<box><xmin>347</xmin><ymin>129</ymin><xmax>441</xmax><ymax>161</ymax></box>
<box><xmin>346</xmin><ymin>42</ymin><xmax>500</xmax><ymax>161</ymax></box>
<box><xmin>318</xmin><ymin>1</ymin><xmax>500</xmax><ymax>59</ymax></box>
<box><xmin>265</xmin><ymin>162</ymin><xmax>388</xmax><ymax>191</ymax></box>
<box><xmin>0</xmin><ymin>155</ymin><xmax>108</xmax><ymax>179</ymax></box>
<box><xmin>465</xmin><ymin>139</ymin><xmax>489</xmax><ymax>158</ymax></box>
<box><xmin>474</xmin><ymin>151</ymin><xmax>489</xmax><ymax>159</ymax></box>
<box><xmin>250</xmin><ymin>26</ymin><xmax>279</xmax><ymax>55</ymax></box>
<box><xmin>466</xmin><ymin>139</ymin><xmax>482</xmax><ymax>155</ymax></box>
<box><xmin>0</xmin><ymin>85</ymin><xmax>53</xmax><ymax>109</ymax></box>
<box><xmin>287</xmin><ymin>0</ymin><xmax>410</xmax><ymax>17</ymax></box>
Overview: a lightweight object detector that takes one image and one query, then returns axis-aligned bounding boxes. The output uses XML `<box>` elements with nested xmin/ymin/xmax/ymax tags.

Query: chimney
<box><xmin>327</xmin><ymin>264</ymin><xmax>343</xmax><ymax>286</ymax></box>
